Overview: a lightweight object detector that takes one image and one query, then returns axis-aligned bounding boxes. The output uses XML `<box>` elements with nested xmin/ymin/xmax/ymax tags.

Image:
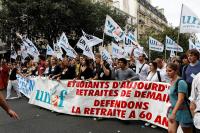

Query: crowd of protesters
<box><xmin>0</xmin><ymin>48</ymin><xmax>200</xmax><ymax>133</ymax></box>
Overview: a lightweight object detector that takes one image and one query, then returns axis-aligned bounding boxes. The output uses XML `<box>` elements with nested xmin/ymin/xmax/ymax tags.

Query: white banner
<box><xmin>57</xmin><ymin>33</ymin><xmax>77</xmax><ymax>58</ymax></box>
<box><xmin>165</xmin><ymin>36</ymin><xmax>183</xmax><ymax>52</ymax></box>
<box><xmin>46</xmin><ymin>44</ymin><xmax>54</xmax><ymax>56</ymax></box>
<box><xmin>29</xmin><ymin>79</ymin><xmax>170</xmax><ymax>129</ymax></box>
<box><xmin>149</xmin><ymin>37</ymin><xmax>164</xmax><ymax>52</ymax></box>
<box><xmin>180</xmin><ymin>4</ymin><xmax>200</xmax><ymax>33</ymax></box>
<box><xmin>82</xmin><ymin>30</ymin><xmax>103</xmax><ymax>47</ymax></box>
<box><xmin>104</xmin><ymin>15</ymin><xmax>125</xmax><ymax>42</ymax></box>
<box><xmin>112</xmin><ymin>42</ymin><xmax>125</xmax><ymax>58</ymax></box>
<box><xmin>17</xmin><ymin>76</ymin><xmax>35</xmax><ymax>98</ymax></box>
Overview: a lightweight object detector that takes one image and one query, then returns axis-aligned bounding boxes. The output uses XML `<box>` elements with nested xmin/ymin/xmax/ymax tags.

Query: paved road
<box><xmin>0</xmin><ymin>91</ymin><xmax>167</xmax><ymax>133</ymax></box>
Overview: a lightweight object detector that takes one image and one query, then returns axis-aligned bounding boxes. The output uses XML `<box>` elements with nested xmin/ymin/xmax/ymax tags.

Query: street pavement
<box><xmin>0</xmin><ymin>91</ymin><xmax>167</xmax><ymax>133</ymax></box>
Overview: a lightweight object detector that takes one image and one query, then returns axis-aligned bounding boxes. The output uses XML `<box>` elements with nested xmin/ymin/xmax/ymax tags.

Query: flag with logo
<box><xmin>165</xmin><ymin>36</ymin><xmax>183</xmax><ymax>52</ymax></box>
<box><xmin>189</xmin><ymin>39</ymin><xmax>200</xmax><ymax>52</ymax></box>
<box><xmin>149</xmin><ymin>37</ymin><xmax>164</xmax><ymax>52</ymax></box>
<box><xmin>104</xmin><ymin>15</ymin><xmax>125</xmax><ymax>42</ymax></box>
<box><xmin>22</xmin><ymin>38</ymin><xmax>40</xmax><ymax>57</ymax></box>
<box><xmin>101</xmin><ymin>49</ymin><xmax>113</xmax><ymax>65</ymax></box>
<box><xmin>20</xmin><ymin>44</ymin><xmax>29</xmax><ymax>62</ymax></box>
<box><xmin>54</xmin><ymin>42</ymin><xmax>63</xmax><ymax>59</ymax></box>
<box><xmin>82</xmin><ymin>30</ymin><xmax>103</xmax><ymax>47</ymax></box>
<box><xmin>57</xmin><ymin>33</ymin><xmax>77</xmax><ymax>58</ymax></box>
<box><xmin>112</xmin><ymin>42</ymin><xmax>125</xmax><ymax>58</ymax></box>
<box><xmin>10</xmin><ymin>44</ymin><xmax>17</xmax><ymax>59</ymax></box>
<box><xmin>180</xmin><ymin>4</ymin><xmax>200</xmax><ymax>33</ymax></box>
<box><xmin>46</xmin><ymin>44</ymin><xmax>54</xmax><ymax>56</ymax></box>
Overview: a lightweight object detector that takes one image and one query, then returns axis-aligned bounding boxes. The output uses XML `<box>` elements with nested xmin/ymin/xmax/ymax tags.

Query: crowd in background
<box><xmin>0</xmin><ymin>48</ymin><xmax>200</xmax><ymax>133</ymax></box>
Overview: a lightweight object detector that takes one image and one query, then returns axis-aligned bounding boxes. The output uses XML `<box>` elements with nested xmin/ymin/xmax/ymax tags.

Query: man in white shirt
<box><xmin>135</xmin><ymin>54</ymin><xmax>149</xmax><ymax>81</ymax></box>
<box><xmin>155</xmin><ymin>57</ymin><xmax>168</xmax><ymax>82</ymax></box>
<box><xmin>190</xmin><ymin>72</ymin><xmax>200</xmax><ymax>114</ymax></box>
<box><xmin>189</xmin><ymin>72</ymin><xmax>200</xmax><ymax>130</ymax></box>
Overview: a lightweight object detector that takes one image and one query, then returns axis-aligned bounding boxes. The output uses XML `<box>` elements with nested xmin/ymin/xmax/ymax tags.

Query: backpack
<box><xmin>157</xmin><ymin>71</ymin><xmax>161</xmax><ymax>82</ymax></box>
<box><xmin>174</xmin><ymin>78</ymin><xmax>196</xmax><ymax>133</ymax></box>
<box><xmin>147</xmin><ymin>71</ymin><xmax>161</xmax><ymax>82</ymax></box>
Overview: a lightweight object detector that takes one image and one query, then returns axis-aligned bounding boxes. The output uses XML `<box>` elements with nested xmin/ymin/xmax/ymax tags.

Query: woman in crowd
<box><xmin>78</xmin><ymin>57</ymin><xmax>94</xmax><ymax>80</ymax></box>
<box><xmin>145</xmin><ymin>61</ymin><xmax>164</xmax><ymax>128</ymax></box>
<box><xmin>146</xmin><ymin>61</ymin><xmax>164</xmax><ymax>82</ymax></box>
<box><xmin>57</xmin><ymin>57</ymin><xmax>76</xmax><ymax>80</ymax></box>
<box><xmin>166</xmin><ymin>63</ymin><xmax>193</xmax><ymax>133</ymax></box>
<box><xmin>48</xmin><ymin>56</ymin><xmax>61</xmax><ymax>79</ymax></box>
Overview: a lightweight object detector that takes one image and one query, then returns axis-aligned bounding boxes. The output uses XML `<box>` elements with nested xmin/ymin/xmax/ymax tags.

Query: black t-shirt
<box><xmin>60</xmin><ymin>66</ymin><xmax>76</xmax><ymax>80</ymax></box>
<box><xmin>97</xmin><ymin>63</ymin><xmax>112</xmax><ymax>80</ymax></box>
<box><xmin>49</xmin><ymin>65</ymin><xmax>61</xmax><ymax>77</ymax></box>
<box><xmin>80</xmin><ymin>67</ymin><xmax>94</xmax><ymax>80</ymax></box>
<box><xmin>9</xmin><ymin>68</ymin><xmax>17</xmax><ymax>80</ymax></box>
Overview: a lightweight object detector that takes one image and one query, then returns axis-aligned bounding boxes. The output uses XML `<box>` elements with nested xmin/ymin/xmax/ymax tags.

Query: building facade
<box><xmin>137</xmin><ymin>0</ymin><xmax>168</xmax><ymax>39</ymax></box>
<box><xmin>92</xmin><ymin>0</ymin><xmax>168</xmax><ymax>40</ymax></box>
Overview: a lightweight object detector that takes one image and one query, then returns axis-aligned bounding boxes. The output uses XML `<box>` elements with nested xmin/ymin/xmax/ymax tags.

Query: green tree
<box><xmin>0</xmin><ymin>0</ymin><xmax>127</xmax><ymax>49</ymax></box>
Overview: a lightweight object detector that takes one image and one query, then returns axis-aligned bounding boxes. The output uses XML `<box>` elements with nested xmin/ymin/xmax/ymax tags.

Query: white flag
<box><xmin>165</xmin><ymin>36</ymin><xmax>183</xmax><ymax>52</ymax></box>
<box><xmin>76</xmin><ymin>36</ymin><xmax>88</xmax><ymax>50</ymax></box>
<box><xmin>180</xmin><ymin>4</ymin><xmax>200</xmax><ymax>33</ymax></box>
<box><xmin>112</xmin><ymin>42</ymin><xmax>125</xmax><ymax>58</ymax></box>
<box><xmin>149</xmin><ymin>37</ymin><xmax>164</xmax><ymax>52</ymax></box>
<box><xmin>189</xmin><ymin>39</ymin><xmax>200</xmax><ymax>52</ymax></box>
<box><xmin>123</xmin><ymin>32</ymin><xmax>138</xmax><ymax>45</ymax></box>
<box><xmin>133</xmin><ymin>46</ymin><xmax>144</xmax><ymax>58</ymax></box>
<box><xmin>101</xmin><ymin>49</ymin><xmax>113</xmax><ymax>65</ymax></box>
<box><xmin>54</xmin><ymin>43</ymin><xmax>63</xmax><ymax>59</ymax></box>
<box><xmin>22</xmin><ymin>38</ymin><xmax>40</xmax><ymax>57</ymax></box>
<box><xmin>57</xmin><ymin>33</ymin><xmax>77</xmax><ymax>58</ymax></box>
<box><xmin>104</xmin><ymin>15</ymin><xmax>125</xmax><ymax>41</ymax></box>
<box><xmin>170</xmin><ymin>50</ymin><xmax>175</xmax><ymax>58</ymax></box>
<box><xmin>46</xmin><ymin>44</ymin><xmax>54</xmax><ymax>55</ymax></box>
<box><xmin>20</xmin><ymin>44</ymin><xmax>29</xmax><ymax>60</ymax></box>
<box><xmin>10</xmin><ymin>44</ymin><xmax>17</xmax><ymax>59</ymax></box>
<box><xmin>83</xmin><ymin>46</ymin><xmax>95</xmax><ymax>60</ymax></box>
<box><xmin>82</xmin><ymin>30</ymin><xmax>103</xmax><ymax>47</ymax></box>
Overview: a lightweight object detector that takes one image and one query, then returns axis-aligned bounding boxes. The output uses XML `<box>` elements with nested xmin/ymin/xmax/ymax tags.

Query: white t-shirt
<box><xmin>146</xmin><ymin>71</ymin><xmax>164</xmax><ymax>82</ymax></box>
<box><xmin>157</xmin><ymin>64</ymin><xmax>168</xmax><ymax>82</ymax></box>
<box><xmin>189</xmin><ymin>72</ymin><xmax>200</xmax><ymax>112</ymax></box>
<box><xmin>136</xmin><ymin>60</ymin><xmax>150</xmax><ymax>81</ymax></box>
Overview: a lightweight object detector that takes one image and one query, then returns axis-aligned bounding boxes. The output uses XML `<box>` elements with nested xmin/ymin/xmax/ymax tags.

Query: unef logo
<box><xmin>35</xmin><ymin>84</ymin><xmax>67</xmax><ymax>108</ymax></box>
<box><xmin>182</xmin><ymin>16</ymin><xmax>200</xmax><ymax>25</ymax></box>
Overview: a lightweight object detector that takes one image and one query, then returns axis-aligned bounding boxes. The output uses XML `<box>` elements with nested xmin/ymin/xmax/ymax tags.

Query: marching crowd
<box><xmin>0</xmin><ymin>48</ymin><xmax>200</xmax><ymax>133</ymax></box>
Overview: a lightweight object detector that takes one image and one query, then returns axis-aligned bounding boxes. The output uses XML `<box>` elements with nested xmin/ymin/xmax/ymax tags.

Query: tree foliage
<box><xmin>0</xmin><ymin>0</ymin><xmax>127</xmax><ymax>48</ymax></box>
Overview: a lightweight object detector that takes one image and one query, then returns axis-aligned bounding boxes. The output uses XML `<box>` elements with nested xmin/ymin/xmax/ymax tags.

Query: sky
<box><xmin>151</xmin><ymin>0</ymin><xmax>200</xmax><ymax>27</ymax></box>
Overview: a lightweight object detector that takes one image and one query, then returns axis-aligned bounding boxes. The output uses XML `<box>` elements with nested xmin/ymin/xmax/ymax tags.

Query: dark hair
<box><xmin>187</xmin><ymin>49</ymin><xmax>200</xmax><ymax>60</ymax></box>
<box><xmin>39</xmin><ymin>54</ymin><xmax>46</xmax><ymax>61</ymax></box>
<box><xmin>118</xmin><ymin>58</ymin><xmax>127</xmax><ymax>65</ymax></box>
<box><xmin>149</xmin><ymin>61</ymin><xmax>157</xmax><ymax>69</ymax></box>
<box><xmin>180</xmin><ymin>54</ymin><xmax>187</xmax><ymax>60</ymax></box>
<box><xmin>167</xmin><ymin>63</ymin><xmax>179</xmax><ymax>71</ymax></box>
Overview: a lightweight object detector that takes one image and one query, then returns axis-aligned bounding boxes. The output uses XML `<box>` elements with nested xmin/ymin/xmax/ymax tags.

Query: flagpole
<box><xmin>164</xmin><ymin>43</ymin><xmax>166</xmax><ymax>61</ymax></box>
<box><xmin>176</xmin><ymin>4</ymin><xmax>184</xmax><ymax>56</ymax></box>
<box><xmin>148</xmin><ymin>39</ymin><xmax>151</xmax><ymax>62</ymax></box>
